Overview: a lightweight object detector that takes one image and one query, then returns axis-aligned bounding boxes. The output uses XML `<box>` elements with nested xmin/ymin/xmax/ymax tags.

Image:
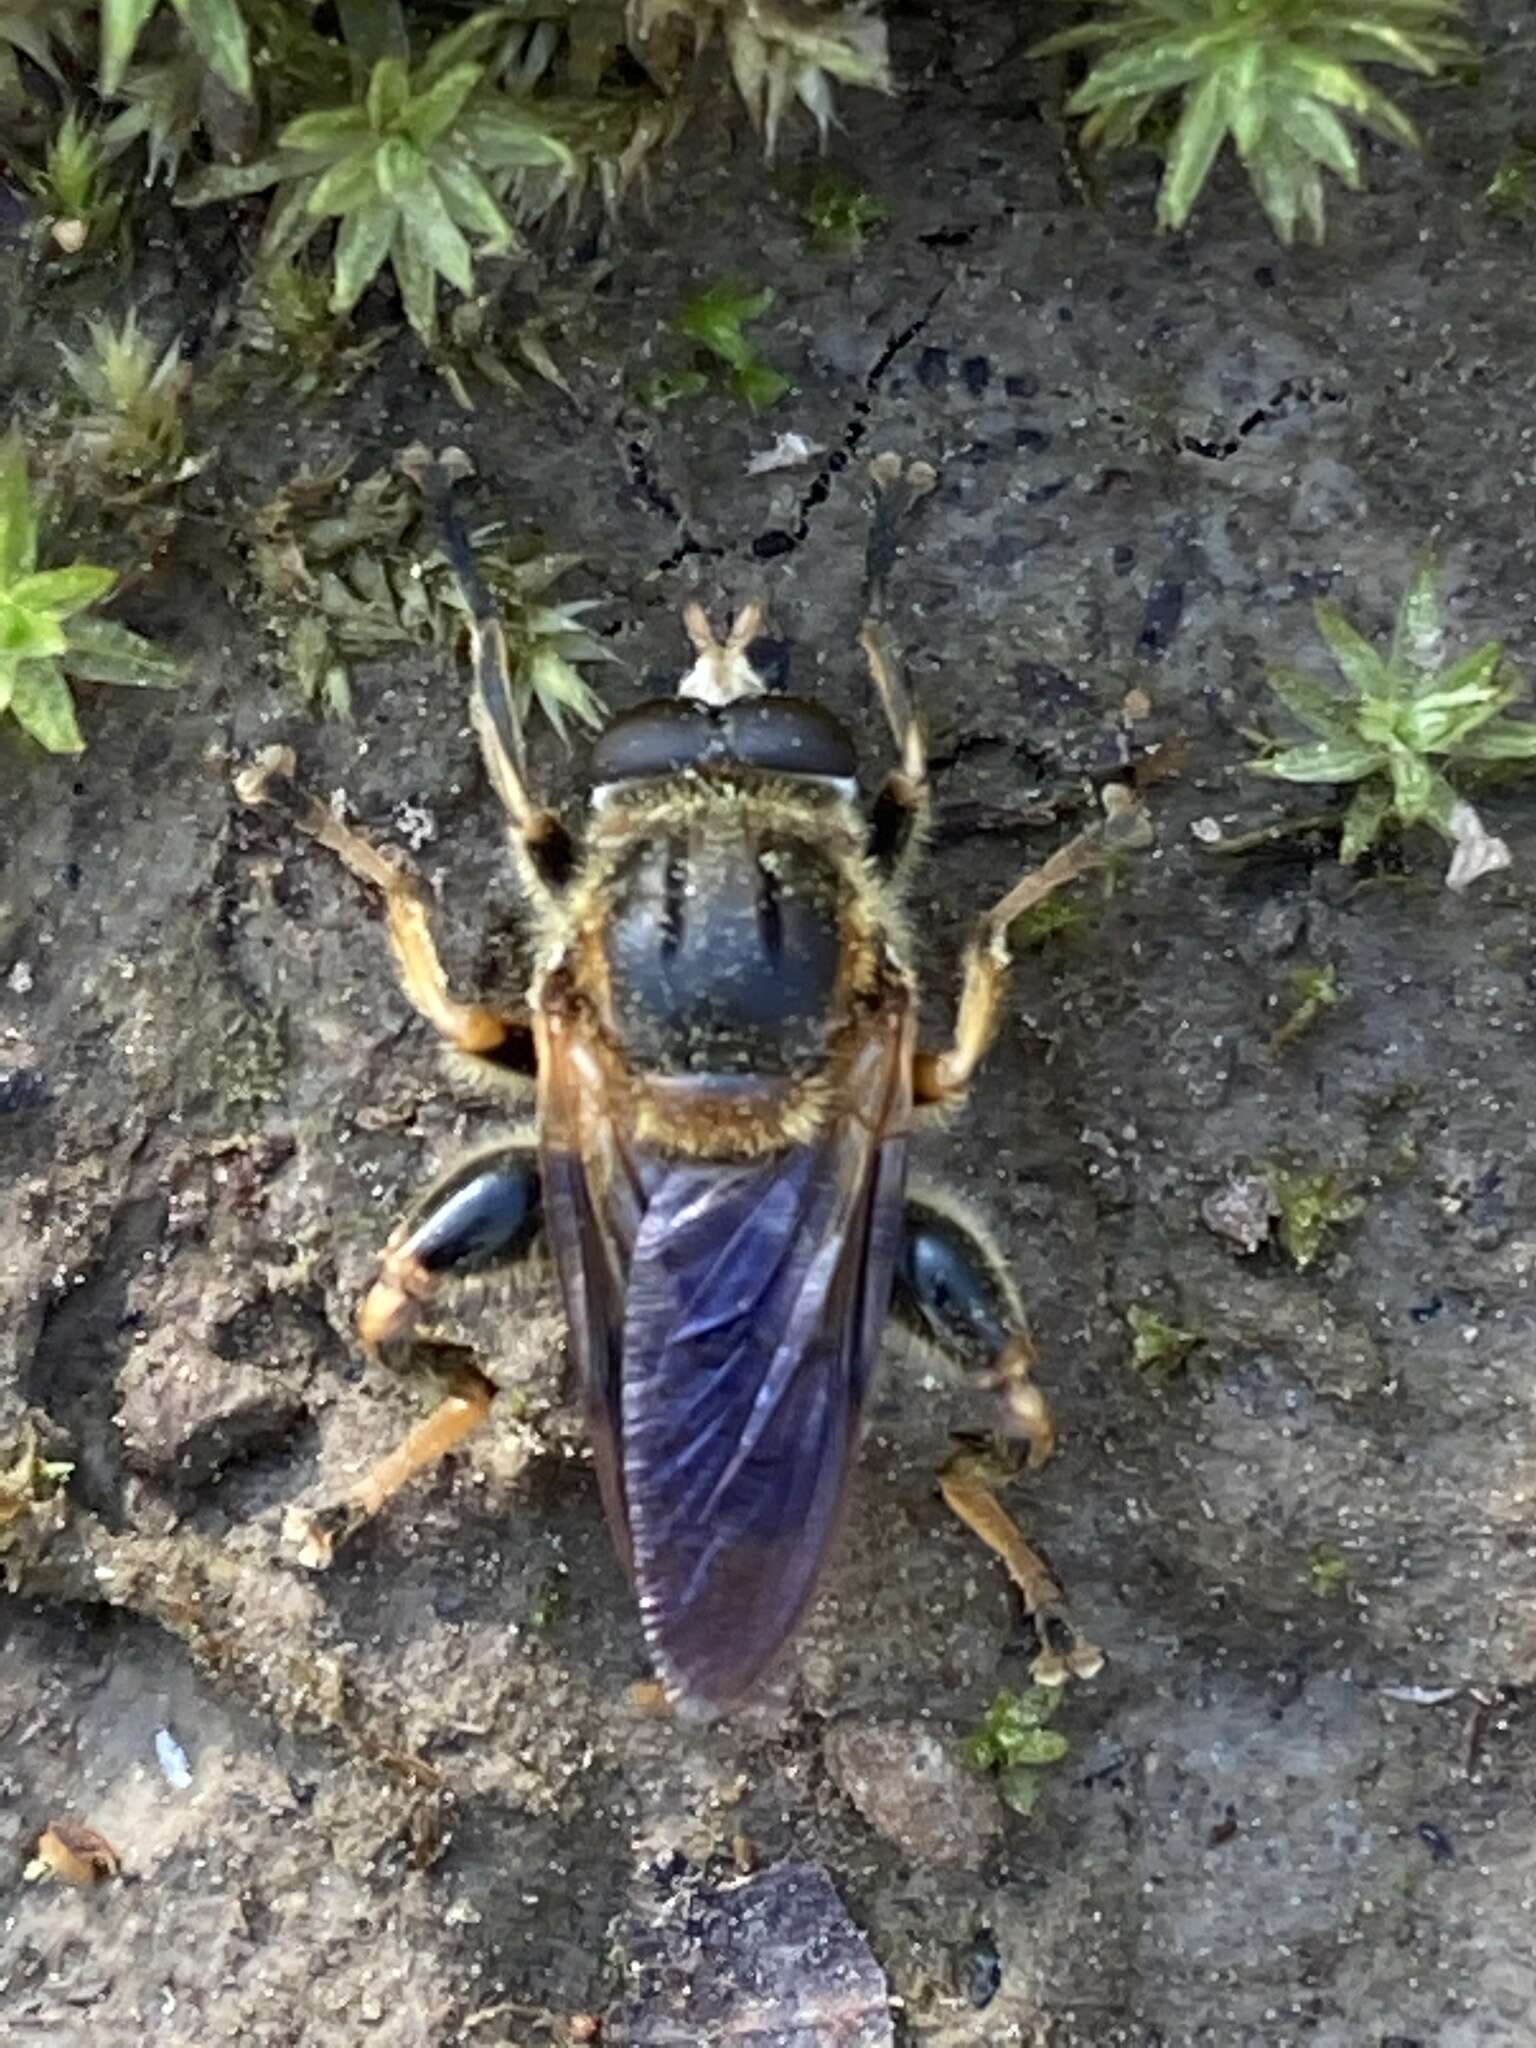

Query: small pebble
<box><xmin>1200</xmin><ymin>1175</ymin><xmax>1279</xmax><ymax>1254</ymax></box>
<box><xmin>957</xmin><ymin>1926</ymin><xmax>1003</xmax><ymax>2008</ymax></box>
<box><xmin>825</xmin><ymin>1719</ymin><xmax>1002</xmax><ymax>1868</ymax></box>
<box><xmin>1247</xmin><ymin>897</ymin><xmax>1307</xmax><ymax>961</ymax></box>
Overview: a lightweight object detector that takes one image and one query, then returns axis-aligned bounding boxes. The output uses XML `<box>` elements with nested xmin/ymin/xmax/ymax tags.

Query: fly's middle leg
<box><xmin>235</xmin><ymin>745</ymin><xmax>537</xmax><ymax>1076</ymax></box>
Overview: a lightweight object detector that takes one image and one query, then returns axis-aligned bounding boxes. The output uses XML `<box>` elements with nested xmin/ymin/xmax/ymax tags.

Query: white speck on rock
<box><xmin>155</xmin><ymin>1727</ymin><xmax>193</xmax><ymax>1789</ymax></box>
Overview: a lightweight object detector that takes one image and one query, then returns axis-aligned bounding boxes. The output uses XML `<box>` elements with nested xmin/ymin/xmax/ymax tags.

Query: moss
<box><xmin>961</xmin><ymin>1687</ymin><xmax>1071</xmax><ymax>1816</ymax></box>
<box><xmin>1126</xmin><ymin>1303</ymin><xmax>1203</xmax><ymax>1379</ymax></box>
<box><xmin>1309</xmin><ymin>1545</ymin><xmax>1349</xmax><ymax>1596</ymax></box>
<box><xmin>802</xmin><ymin>174</ymin><xmax>887</xmax><ymax>254</ymax></box>
<box><xmin>1272</xmin><ymin>1169</ymin><xmax>1365</xmax><ymax>1269</ymax></box>
<box><xmin>1270</xmin><ymin>961</ymin><xmax>1342</xmax><ymax>1051</ymax></box>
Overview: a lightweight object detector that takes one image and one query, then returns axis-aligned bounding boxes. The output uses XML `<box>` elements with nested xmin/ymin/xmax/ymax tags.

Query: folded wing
<box><xmin>620</xmin><ymin>1123</ymin><xmax>908</xmax><ymax>1710</ymax></box>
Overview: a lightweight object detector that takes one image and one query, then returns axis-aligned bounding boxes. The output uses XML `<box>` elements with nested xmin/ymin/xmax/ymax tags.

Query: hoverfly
<box><xmin>238</xmin><ymin>449</ymin><xmax>1145</xmax><ymax>1714</ymax></box>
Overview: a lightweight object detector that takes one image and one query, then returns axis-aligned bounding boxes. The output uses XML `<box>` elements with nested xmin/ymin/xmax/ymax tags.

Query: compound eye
<box><xmin>589</xmin><ymin>700</ymin><xmax>715</xmax><ymax>784</ymax></box>
<box><xmin>590</xmin><ymin>696</ymin><xmax>856</xmax><ymax>786</ymax></box>
<box><xmin>719</xmin><ymin>698</ymin><xmax>857</xmax><ymax>778</ymax></box>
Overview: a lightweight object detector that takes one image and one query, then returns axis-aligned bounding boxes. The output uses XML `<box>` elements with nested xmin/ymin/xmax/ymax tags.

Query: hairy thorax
<box><xmin>535</xmin><ymin>774</ymin><xmax>914</xmax><ymax>1160</ymax></box>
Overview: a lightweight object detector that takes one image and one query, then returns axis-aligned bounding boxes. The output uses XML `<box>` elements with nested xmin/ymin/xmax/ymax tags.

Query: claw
<box><xmin>283</xmin><ymin>1500</ymin><xmax>358</xmax><ymax>1571</ymax></box>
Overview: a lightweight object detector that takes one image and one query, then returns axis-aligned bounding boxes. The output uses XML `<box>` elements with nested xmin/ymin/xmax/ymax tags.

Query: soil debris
<box><xmin>26</xmin><ymin>1819</ymin><xmax>121</xmax><ymax>1884</ymax></box>
<box><xmin>1199</xmin><ymin>1174</ymin><xmax>1280</xmax><ymax>1254</ymax></box>
<box><xmin>117</xmin><ymin>1329</ymin><xmax>306</xmax><ymax>1488</ymax></box>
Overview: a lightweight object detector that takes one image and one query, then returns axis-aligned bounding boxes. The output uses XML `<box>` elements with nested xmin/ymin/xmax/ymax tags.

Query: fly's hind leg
<box><xmin>288</xmin><ymin>1142</ymin><xmax>544</xmax><ymax>1568</ymax></box>
<box><xmin>236</xmin><ymin>746</ymin><xmax>536</xmax><ymax>1075</ymax></box>
<box><xmin>357</xmin><ymin>1141</ymin><xmax>544</xmax><ymax>1350</ymax></box>
<box><xmin>894</xmin><ymin>1190</ymin><xmax>1104</xmax><ymax>1687</ymax></box>
<box><xmin>940</xmin><ymin>1442</ymin><xmax>1103</xmax><ymax>1688</ymax></box>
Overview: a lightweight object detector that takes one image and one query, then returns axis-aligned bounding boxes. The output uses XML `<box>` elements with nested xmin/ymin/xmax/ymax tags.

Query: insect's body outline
<box><xmin>242</xmin><ymin>451</ymin><xmax>1138</xmax><ymax>1712</ymax></box>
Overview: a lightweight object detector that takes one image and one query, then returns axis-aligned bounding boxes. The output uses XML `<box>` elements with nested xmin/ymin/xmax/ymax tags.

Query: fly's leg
<box><xmin>288</xmin><ymin>1143</ymin><xmax>544</xmax><ymax>1568</ymax></box>
<box><xmin>940</xmin><ymin>1442</ymin><xmax>1104</xmax><ymax>1688</ymax></box>
<box><xmin>235</xmin><ymin>746</ymin><xmax>537</xmax><ymax>1075</ymax></box>
<box><xmin>863</xmin><ymin>450</ymin><xmax>938</xmax><ymax>625</ymax></box>
<box><xmin>357</xmin><ymin>1140</ymin><xmax>544</xmax><ymax>1348</ymax></box>
<box><xmin>401</xmin><ymin>443</ymin><xmax>576</xmax><ymax>898</ymax></box>
<box><xmin>860</xmin><ymin>620</ymin><xmax>928</xmax><ymax>878</ymax></box>
<box><xmin>913</xmin><ymin>785</ymin><xmax>1152</xmax><ymax>1108</ymax></box>
<box><xmin>861</xmin><ymin>453</ymin><xmax>936</xmax><ymax>877</ymax></box>
<box><xmin>289</xmin><ymin>1366</ymin><xmax>498</xmax><ymax>1570</ymax></box>
<box><xmin>894</xmin><ymin>1190</ymin><xmax>1052</xmax><ymax>1461</ymax></box>
<box><xmin>893</xmin><ymin>1191</ymin><xmax>1103</xmax><ymax>1687</ymax></box>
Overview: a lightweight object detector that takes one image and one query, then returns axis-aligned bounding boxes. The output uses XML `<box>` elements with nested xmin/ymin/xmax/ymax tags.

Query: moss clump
<box><xmin>1035</xmin><ymin>0</ymin><xmax>1474</xmax><ymax>244</ymax></box>
<box><xmin>1251</xmin><ymin>554</ymin><xmax>1536</xmax><ymax>891</ymax></box>
<box><xmin>1126</xmin><ymin>1303</ymin><xmax>1203</xmax><ymax>1379</ymax></box>
<box><xmin>1272</xmin><ymin>1169</ymin><xmax>1364</xmax><ymax>1269</ymax></box>
<box><xmin>670</xmin><ymin>281</ymin><xmax>791</xmax><ymax>412</ymax></box>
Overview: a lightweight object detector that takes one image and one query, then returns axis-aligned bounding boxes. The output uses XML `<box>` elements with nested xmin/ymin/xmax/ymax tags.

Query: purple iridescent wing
<box><xmin>619</xmin><ymin>1124</ymin><xmax>909</xmax><ymax>1710</ymax></box>
<box><xmin>536</xmin><ymin>1007</ymin><xmax>913</xmax><ymax>1711</ymax></box>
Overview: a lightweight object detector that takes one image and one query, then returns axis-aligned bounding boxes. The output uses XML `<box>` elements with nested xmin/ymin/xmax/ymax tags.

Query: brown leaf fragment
<box><xmin>33</xmin><ymin>1820</ymin><xmax>121</xmax><ymax>1883</ymax></box>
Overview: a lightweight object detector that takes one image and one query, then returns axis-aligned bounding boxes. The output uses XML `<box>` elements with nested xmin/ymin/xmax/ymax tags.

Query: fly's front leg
<box><xmin>401</xmin><ymin>443</ymin><xmax>576</xmax><ymax>898</ymax></box>
<box><xmin>893</xmin><ymin>1191</ymin><xmax>1103</xmax><ymax>1687</ymax></box>
<box><xmin>236</xmin><ymin>746</ymin><xmax>536</xmax><ymax>1076</ymax></box>
<box><xmin>861</xmin><ymin>453</ymin><xmax>936</xmax><ymax>878</ymax></box>
<box><xmin>913</xmin><ymin>785</ymin><xmax>1152</xmax><ymax>1108</ymax></box>
<box><xmin>861</xmin><ymin>620</ymin><xmax>928</xmax><ymax>878</ymax></box>
<box><xmin>288</xmin><ymin>1142</ymin><xmax>543</xmax><ymax>1568</ymax></box>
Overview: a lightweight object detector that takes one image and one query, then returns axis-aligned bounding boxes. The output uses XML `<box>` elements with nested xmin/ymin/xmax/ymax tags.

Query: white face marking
<box><xmin>675</xmin><ymin>643</ymin><xmax>769</xmax><ymax>707</ymax></box>
<box><xmin>675</xmin><ymin>599</ymin><xmax>771</xmax><ymax>706</ymax></box>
